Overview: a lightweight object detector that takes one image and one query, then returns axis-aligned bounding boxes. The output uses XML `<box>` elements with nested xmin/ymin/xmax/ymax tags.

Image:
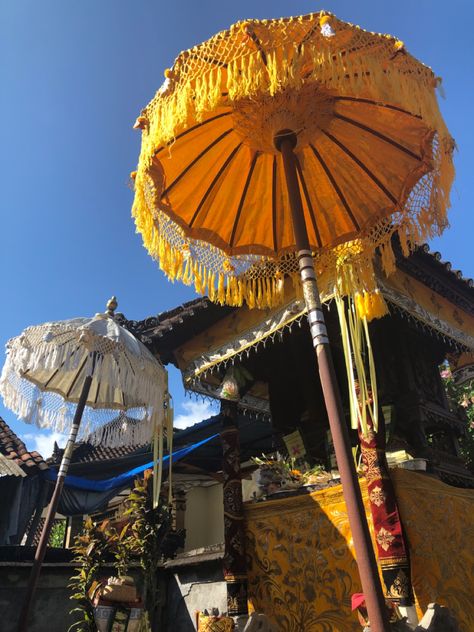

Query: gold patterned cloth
<box><xmin>197</xmin><ymin>614</ymin><xmax>234</xmax><ymax>632</ymax></box>
<box><xmin>391</xmin><ymin>469</ymin><xmax>474</xmax><ymax>630</ymax></box>
<box><xmin>244</xmin><ymin>469</ymin><xmax>474</xmax><ymax>631</ymax></box>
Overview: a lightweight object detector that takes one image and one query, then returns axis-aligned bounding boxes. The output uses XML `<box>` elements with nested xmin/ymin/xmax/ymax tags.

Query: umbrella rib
<box><xmin>245</xmin><ymin>29</ymin><xmax>267</xmax><ymax>65</ymax></box>
<box><xmin>295</xmin><ymin>154</ymin><xmax>323</xmax><ymax>248</ymax></box>
<box><xmin>43</xmin><ymin>345</ymin><xmax>82</xmax><ymax>388</ymax></box>
<box><xmin>189</xmin><ymin>143</ymin><xmax>243</xmax><ymax>228</ymax></box>
<box><xmin>154</xmin><ymin>112</ymin><xmax>232</xmax><ymax>156</ymax></box>
<box><xmin>297</xmin><ymin>22</ymin><xmax>320</xmax><ymax>53</ymax></box>
<box><xmin>322</xmin><ymin>130</ymin><xmax>398</xmax><ymax>204</ymax></box>
<box><xmin>309</xmin><ymin>143</ymin><xmax>361</xmax><ymax>231</ymax></box>
<box><xmin>334</xmin><ymin>96</ymin><xmax>421</xmax><ymax>119</ymax></box>
<box><xmin>93</xmin><ymin>375</ymin><xmax>101</xmax><ymax>405</ymax></box>
<box><xmin>229</xmin><ymin>152</ymin><xmax>259</xmax><ymax>248</ymax></box>
<box><xmin>334</xmin><ymin>113</ymin><xmax>421</xmax><ymax>160</ymax></box>
<box><xmin>272</xmin><ymin>156</ymin><xmax>278</xmax><ymax>252</ymax></box>
<box><xmin>65</xmin><ymin>354</ymin><xmax>90</xmax><ymax>399</ymax></box>
<box><xmin>161</xmin><ymin>128</ymin><xmax>233</xmax><ymax>197</ymax></box>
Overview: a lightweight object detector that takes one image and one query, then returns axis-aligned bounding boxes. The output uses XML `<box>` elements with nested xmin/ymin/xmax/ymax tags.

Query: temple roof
<box><xmin>0</xmin><ymin>417</ymin><xmax>48</xmax><ymax>475</ymax></box>
<box><xmin>396</xmin><ymin>244</ymin><xmax>474</xmax><ymax>315</ymax></box>
<box><xmin>116</xmin><ymin>298</ymin><xmax>234</xmax><ymax>364</ymax></box>
<box><xmin>50</xmin><ymin>440</ymin><xmax>148</xmax><ymax>465</ymax></box>
<box><xmin>117</xmin><ymin>246</ymin><xmax>474</xmax><ymax>368</ymax></box>
<box><xmin>47</xmin><ymin>413</ymin><xmax>279</xmax><ymax>475</ymax></box>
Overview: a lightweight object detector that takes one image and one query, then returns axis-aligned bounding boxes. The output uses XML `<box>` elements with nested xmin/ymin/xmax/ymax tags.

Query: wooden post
<box><xmin>174</xmin><ymin>489</ymin><xmax>186</xmax><ymax>553</ymax></box>
<box><xmin>276</xmin><ymin>130</ymin><xmax>391</xmax><ymax>632</ymax></box>
<box><xmin>220</xmin><ymin>399</ymin><xmax>248</xmax><ymax>618</ymax></box>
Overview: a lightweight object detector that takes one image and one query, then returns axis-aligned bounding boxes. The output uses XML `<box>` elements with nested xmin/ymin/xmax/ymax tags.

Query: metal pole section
<box><xmin>17</xmin><ymin>374</ymin><xmax>93</xmax><ymax>632</ymax></box>
<box><xmin>277</xmin><ymin>131</ymin><xmax>390</xmax><ymax>632</ymax></box>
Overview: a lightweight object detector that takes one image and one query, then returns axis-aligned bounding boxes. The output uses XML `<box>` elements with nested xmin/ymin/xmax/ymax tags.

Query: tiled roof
<box><xmin>395</xmin><ymin>244</ymin><xmax>474</xmax><ymax>315</ymax></box>
<box><xmin>418</xmin><ymin>244</ymin><xmax>474</xmax><ymax>289</ymax></box>
<box><xmin>116</xmin><ymin>298</ymin><xmax>234</xmax><ymax>365</ymax></box>
<box><xmin>50</xmin><ymin>440</ymin><xmax>147</xmax><ymax>465</ymax></box>
<box><xmin>0</xmin><ymin>416</ymin><xmax>48</xmax><ymax>474</ymax></box>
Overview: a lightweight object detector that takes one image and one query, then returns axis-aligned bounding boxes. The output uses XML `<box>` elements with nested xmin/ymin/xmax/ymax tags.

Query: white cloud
<box><xmin>22</xmin><ymin>431</ymin><xmax>67</xmax><ymax>458</ymax></box>
<box><xmin>173</xmin><ymin>399</ymin><xmax>217</xmax><ymax>430</ymax></box>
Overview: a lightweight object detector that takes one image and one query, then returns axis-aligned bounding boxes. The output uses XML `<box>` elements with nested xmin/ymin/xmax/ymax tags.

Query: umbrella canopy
<box><xmin>0</xmin><ymin>311</ymin><xmax>167</xmax><ymax>446</ymax></box>
<box><xmin>132</xmin><ymin>11</ymin><xmax>454</xmax><ymax>311</ymax></box>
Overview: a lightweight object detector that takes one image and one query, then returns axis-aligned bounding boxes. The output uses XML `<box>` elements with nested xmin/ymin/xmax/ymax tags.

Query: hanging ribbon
<box><xmin>152</xmin><ymin>372</ymin><xmax>175</xmax><ymax>508</ymax></box>
<box><xmin>166</xmin><ymin>390</ymin><xmax>174</xmax><ymax>506</ymax></box>
<box><xmin>335</xmin><ymin>293</ymin><xmax>378</xmax><ymax>438</ymax></box>
<box><xmin>152</xmin><ymin>410</ymin><xmax>164</xmax><ymax>509</ymax></box>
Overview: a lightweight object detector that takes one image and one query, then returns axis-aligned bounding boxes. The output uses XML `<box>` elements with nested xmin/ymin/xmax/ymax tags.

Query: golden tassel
<box><xmin>206</xmin><ymin>271</ymin><xmax>215</xmax><ymax>302</ymax></box>
<box><xmin>354</xmin><ymin>292</ymin><xmax>366</xmax><ymax>320</ymax></box>
<box><xmin>182</xmin><ymin>257</ymin><xmax>192</xmax><ymax>285</ymax></box>
<box><xmin>229</xmin><ymin>276</ymin><xmax>240</xmax><ymax>306</ymax></box>
<box><xmin>367</xmin><ymin>289</ymin><xmax>389</xmax><ymax>321</ymax></box>
<box><xmin>237</xmin><ymin>279</ymin><xmax>244</xmax><ymax>306</ymax></box>
<box><xmin>247</xmin><ymin>279</ymin><xmax>256</xmax><ymax>309</ymax></box>
<box><xmin>195</xmin><ymin>264</ymin><xmax>204</xmax><ymax>295</ymax></box>
<box><xmin>225</xmin><ymin>275</ymin><xmax>232</xmax><ymax>304</ymax></box>
<box><xmin>217</xmin><ymin>273</ymin><xmax>225</xmax><ymax>304</ymax></box>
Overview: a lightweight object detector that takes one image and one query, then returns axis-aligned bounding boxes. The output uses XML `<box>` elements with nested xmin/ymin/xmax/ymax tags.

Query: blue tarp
<box><xmin>43</xmin><ymin>434</ymin><xmax>218</xmax><ymax>492</ymax></box>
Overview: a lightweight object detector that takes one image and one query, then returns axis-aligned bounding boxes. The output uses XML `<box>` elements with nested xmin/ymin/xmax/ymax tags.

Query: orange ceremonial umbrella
<box><xmin>131</xmin><ymin>12</ymin><xmax>454</xmax><ymax>631</ymax></box>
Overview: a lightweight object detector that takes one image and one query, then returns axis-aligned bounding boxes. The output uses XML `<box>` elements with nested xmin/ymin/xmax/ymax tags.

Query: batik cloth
<box><xmin>358</xmin><ymin>419</ymin><xmax>414</xmax><ymax>605</ymax></box>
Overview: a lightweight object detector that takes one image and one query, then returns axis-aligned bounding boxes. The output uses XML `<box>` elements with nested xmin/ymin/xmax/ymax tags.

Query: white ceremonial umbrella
<box><xmin>0</xmin><ymin>298</ymin><xmax>167</xmax><ymax>632</ymax></box>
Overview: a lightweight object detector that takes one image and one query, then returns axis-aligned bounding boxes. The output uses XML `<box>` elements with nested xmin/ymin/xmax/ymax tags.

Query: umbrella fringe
<box><xmin>1</xmin><ymin>317</ymin><xmax>169</xmax><ymax>447</ymax></box>
<box><xmin>1</xmin><ymin>366</ymin><xmax>163</xmax><ymax>447</ymax></box>
<box><xmin>137</xmin><ymin>22</ymin><xmax>447</xmax><ymax>154</ymax></box>
<box><xmin>131</xmin><ymin>13</ymin><xmax>455</xmax><ymax>313</ymax></box>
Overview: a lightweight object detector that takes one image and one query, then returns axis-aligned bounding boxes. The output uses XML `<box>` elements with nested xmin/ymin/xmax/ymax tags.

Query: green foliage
<box><xmin>123</xmin><ymin>469</ymin><xmax>171</xmax><ymax>622</ymax></box>
<box><xmin>68</xmin><ymin>470</ymin><xmax>171</xmax><ymax>632</ymax></box>
<box><xmin>68</xmin><ymin>518</ymin><xmax>115</xmax><ymax>631</ymax></box>
<box><xmin>441</xmin><ymin>365</ymin><xmax>474</xmax><ymax>471</ymax></box>
<box><xmin>48</xmin><ymin>520</ymin><xmax>66</xmax><ymax>548</ymax></box>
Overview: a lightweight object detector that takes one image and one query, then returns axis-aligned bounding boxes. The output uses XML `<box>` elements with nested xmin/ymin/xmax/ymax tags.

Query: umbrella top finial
<box><xmin>106</xmin><ymin>296</ymin><xmax>118</xmax><ymax>317</ymax></box>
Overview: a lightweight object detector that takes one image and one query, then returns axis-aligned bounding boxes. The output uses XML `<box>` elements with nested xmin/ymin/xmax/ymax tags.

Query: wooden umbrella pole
<box><xmin>17</xmin><ymin>373</ymin><xmax>94</xmax><ymax>632</ymax></box>
<box><xmin>277</xmin><ymin>132</ymin><xmax>390</xmax><ymax>632</ymax></box>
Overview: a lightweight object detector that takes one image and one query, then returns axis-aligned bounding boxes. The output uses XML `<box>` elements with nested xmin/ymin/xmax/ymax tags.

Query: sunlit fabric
<box><xmin>244</xmin><ymin>469</ymin><xmax>474</xmax><ymax>631</ymax></box>
<box><xmin>132</xmin><ymin>12</ymin><xmax>454</xmax><ymax>313</ymax></box>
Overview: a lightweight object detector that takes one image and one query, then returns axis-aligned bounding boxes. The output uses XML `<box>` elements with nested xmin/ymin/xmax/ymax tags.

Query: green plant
<box><xmin>124</xmin><ymin>469</ymin><xmax>171</xmax><ymax>626</ymax></box>
<box><xmin>441</xmin><ymin>364</ymin><xmax>474</xmax><ymax>471</ymax></box>
<box><xmin>48</xmin><ymin>519</ymin><xmax>66</xmax><ymax>548</ymax></box>
<box><xmin>68</xmin><ymin>519</ymin><xmax>116</xmax><ymax>631</ymax></box>
<box><xmin>69</xmin><ymin>470</ymin><xmax>172</xmax><ymax>631</ymax></box>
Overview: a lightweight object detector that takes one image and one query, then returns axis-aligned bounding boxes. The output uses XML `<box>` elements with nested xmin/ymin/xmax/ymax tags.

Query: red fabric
<box><xmin>358</xmin><ymin>417</ymin><xmax>413</xmax><ymax>604</ymax></box>
<box><xmin>351</xmin><ymin>593</ymin><xmax>366</xmax><ymax>611</ymax></box>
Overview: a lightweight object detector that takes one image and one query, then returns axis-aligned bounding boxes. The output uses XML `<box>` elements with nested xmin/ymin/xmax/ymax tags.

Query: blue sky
<box><xmin>1</xmin><ymin>0</ymin><xmax>473</xmax><ymax>456</ymax></box>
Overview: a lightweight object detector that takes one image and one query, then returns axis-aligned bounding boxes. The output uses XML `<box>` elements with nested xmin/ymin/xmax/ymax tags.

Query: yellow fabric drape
<box><xmin>244</xmin><ymin>469</ymin><xmax>474</xmax><ymax>631</ymax></box>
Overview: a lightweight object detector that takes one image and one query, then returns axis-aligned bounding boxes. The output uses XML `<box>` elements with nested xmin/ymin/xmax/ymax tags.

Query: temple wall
<box><xmin>0</xmin><ymin>563</ymin><xmax>78</xmax><ymax>632</ymax></box>
<box><xmin>184</xmin><ymin>484</ymin><xmax>224</xmax><ymax>552</ymax></box>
